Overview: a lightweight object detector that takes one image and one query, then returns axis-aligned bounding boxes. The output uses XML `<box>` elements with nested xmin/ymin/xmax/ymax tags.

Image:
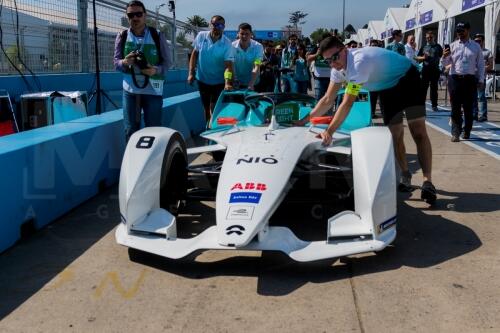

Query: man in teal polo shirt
<box><xmin>232</xmin><ymin>23</ymin><xmax>264</xmax><ymax>90</ymax></box>
<box><xmin>188</xmin><ymin>15</ymin><xmax>234</xmax><ymax>124</ymax></box>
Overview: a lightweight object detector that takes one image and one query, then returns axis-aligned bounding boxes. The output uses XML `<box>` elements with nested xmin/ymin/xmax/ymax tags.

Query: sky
<box><xmin>148</xmin><ymin>0</ymin><xmax>410</xmax><ymax>36</ymax></box>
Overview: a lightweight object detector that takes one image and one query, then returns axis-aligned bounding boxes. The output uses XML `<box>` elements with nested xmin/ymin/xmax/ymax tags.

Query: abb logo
<box><xmin>231</xmin><ymin>183</ymin><xmax>267</xmax><ymax>191</ymax></box>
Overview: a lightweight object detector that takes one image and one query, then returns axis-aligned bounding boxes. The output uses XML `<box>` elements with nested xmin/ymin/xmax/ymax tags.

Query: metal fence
<box><xmin>0</xmin><ymin>0</ymin><xmax>204</xmax><ymax>75</ymax></box>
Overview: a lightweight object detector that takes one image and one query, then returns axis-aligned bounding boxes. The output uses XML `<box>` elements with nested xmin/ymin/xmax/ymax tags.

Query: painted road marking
<box><xmin>425</xmin><ymin>103</ymin><xmax>500</xmax><ymax>160</ymax></box>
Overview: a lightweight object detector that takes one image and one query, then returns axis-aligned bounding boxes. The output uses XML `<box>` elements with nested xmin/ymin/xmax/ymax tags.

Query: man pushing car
<box><xmin>297</xmin><ymin>36</ymin><xmax>437</xmax><ymax>205</ymax></box>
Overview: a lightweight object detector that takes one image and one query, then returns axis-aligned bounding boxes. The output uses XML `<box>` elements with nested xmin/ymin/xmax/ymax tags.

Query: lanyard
<box><xmin>129</xmin><ymin>28</ymin><xmax>150</xmax><ymax>51</ymax></box>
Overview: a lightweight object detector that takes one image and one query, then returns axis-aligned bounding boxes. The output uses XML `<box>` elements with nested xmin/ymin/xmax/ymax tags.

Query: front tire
<box><xmin>160</xmin><ymin>133</ymin><xmax>187</xmax><ymax>216</ymax></box>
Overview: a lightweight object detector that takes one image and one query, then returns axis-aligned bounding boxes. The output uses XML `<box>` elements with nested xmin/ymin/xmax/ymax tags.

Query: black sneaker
<box><xmin>462</xmin><ymin>132</ymin><xmax>470</xmax><ymax>140</ymax></box>
<box><xmin>432</xmin><ymin>106</ymin><xmax>439</xmax><ymax>112</ymax></box>
<box><xmin>398</xmin><ymin>171</ymin><xmax>414</xmax><ymax>192</ymax></box>
<box><xmin>421</xmin><ymin>181</ymin><xmax>437</xmax><ymax>205</ymax></box>
<box><xmin>451</xmin><ymin>135</ymin><xmax>460</xmax><ymax>142</ymax></box>
<box><xmin>478</xmin><ymin>116</ymin><xmax>488</xmax><ymax>122</ymax></box>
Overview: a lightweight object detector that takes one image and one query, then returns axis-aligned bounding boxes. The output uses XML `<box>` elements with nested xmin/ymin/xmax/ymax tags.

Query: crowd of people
<box><xmin>114</xmin><ymin>0</ymin><xmax>495</xmax><ymax>205</ymax></box>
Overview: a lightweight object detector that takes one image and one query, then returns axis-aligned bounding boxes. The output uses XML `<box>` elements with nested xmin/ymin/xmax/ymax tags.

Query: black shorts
<box><xmin>379</xmin><ymin>65</ymin><xmax>426</xmax><ymax>125</ymax></box>
<box><xmin>197</xmin><ymin>81</ymin><xmax>225</xmax><ymax>111</ymax></box>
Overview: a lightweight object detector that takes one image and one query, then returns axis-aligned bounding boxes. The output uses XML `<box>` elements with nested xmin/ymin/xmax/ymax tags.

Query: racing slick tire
<box><xmin>160</xmin><ymin>133</ymin><xmax>188</xmax><ymax>216</ymax></box>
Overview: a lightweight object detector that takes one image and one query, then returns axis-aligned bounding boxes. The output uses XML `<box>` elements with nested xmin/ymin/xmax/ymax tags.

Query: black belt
<box><xmin>451</xmin><ymin>74</ymin><xmax>475</xmax><ymax>79</ymax></box>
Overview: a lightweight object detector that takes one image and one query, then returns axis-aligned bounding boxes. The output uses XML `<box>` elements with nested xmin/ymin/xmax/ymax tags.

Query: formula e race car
<box><xmin>116</xmin><ymin>89</ymin><xmax>397</xmax><ymax>262</ymax></box>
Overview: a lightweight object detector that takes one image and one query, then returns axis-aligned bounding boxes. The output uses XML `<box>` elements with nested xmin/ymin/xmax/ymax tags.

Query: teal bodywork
<box><xmin>206</xmin><ymin>88</ymin><xmax>372</xmax><ymax>134</ymax></box>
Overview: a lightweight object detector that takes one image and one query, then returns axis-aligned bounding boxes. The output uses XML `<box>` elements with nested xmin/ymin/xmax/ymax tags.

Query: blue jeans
<box><xmin>473</xmin><ymin>83</ymin><xmax>487</xmax><ymax>119</ymax></box>
<box><xmin>295</xmin><ymin>80</ymin><xmax>308</xmax><ymax>94</ymax></box>
<box><xmin>123</xmin><ymin>90</ymin><xmax>163</xmax><ymax>141</ymax></box>
<box><xmin>314</xmin><ymin>77</ymin><xmax>330</xmax><ymax>101</ymax></box>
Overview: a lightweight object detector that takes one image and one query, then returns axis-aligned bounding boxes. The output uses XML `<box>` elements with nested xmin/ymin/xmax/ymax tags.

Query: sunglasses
<box><xmin>211</xmin><ymin>22</ymin><xmax>225</xmax><ymax>30</ymax></box>
<box><xmin>325</xmin><ymin>48</ymin><xmax>344</xmax><ymax>64</ymax></box>
<box><xmin>127</xmin><ymin>11</ymin><xmax>144</xmax><ymax>19</ymax></box>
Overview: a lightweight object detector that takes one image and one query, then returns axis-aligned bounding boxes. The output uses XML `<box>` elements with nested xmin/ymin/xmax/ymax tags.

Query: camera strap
<box><xmin>131</xmin><ymin>68</ymin><xmax>149</xmax><ymax>89</ymax></box>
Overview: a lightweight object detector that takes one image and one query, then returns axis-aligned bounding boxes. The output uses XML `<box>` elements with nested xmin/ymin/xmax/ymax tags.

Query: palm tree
<box><xmin>186</xmin><ymin>15</ymin><xmax>208</xmax><ymax>36</ymax></box>
<box><xmin>288</xmin><ymin>11</ymin><xmax>308</xmax><ymax>34</ymax></box>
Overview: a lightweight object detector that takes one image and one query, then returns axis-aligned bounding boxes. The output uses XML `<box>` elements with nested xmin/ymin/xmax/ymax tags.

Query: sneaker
<box><xmin>432</xmin><ymin>106</ymin><xmax>439</xmax><ymax>112</ymax></box>
<box><xmin>473</xmin><ymin>115</ymin><xmax>479</xmax><ymax>121</ymax></box>
<box><xmin>451</xmin><ymin>135</ymin><xmax>460</xmax><ymax>142</ymax></box>
<box><xmin>478</xmin><ymin>116</ymin><xmax>488</xmax><ymax>122</ymax></box>
<box><xmin>421</xmin><ymin>181</ymin><xmax>437</xmax><ymax>205</ymax></box>
<box><xmin>398</xmin><ymin>171</ymin><xmax>413</xmax><ymax>192</ymax></box>
<box><xmin>462</xmin><ymin>132</ymin><xmax>470</xmax><ymax>140</ymax></box>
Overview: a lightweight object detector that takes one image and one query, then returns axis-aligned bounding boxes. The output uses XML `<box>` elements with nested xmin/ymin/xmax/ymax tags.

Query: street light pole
<box><xmin>342</xmin><ymin>0</ymin><xmax>345</xmax><ymax>37</ymax></box>
<box><xmin>155</xmin><ymin>3</ymin><xmax>165</xmax><ymax>30</ymax></box>
<box><xmin>168</xmin><ymin>1</ymin><xmax>176</xmax><ymax>69</ymax></box>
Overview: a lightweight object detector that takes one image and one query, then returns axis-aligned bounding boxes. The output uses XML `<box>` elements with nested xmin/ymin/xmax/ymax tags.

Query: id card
<box><xmin>150</xmin><ymin>79</ymin><xmax>164</xmax><ymax>95</ymax></box>
<box><xmin>346</xmin><ymin>82</ymin><xmax>362</xmax><ymax>96</ymax></box>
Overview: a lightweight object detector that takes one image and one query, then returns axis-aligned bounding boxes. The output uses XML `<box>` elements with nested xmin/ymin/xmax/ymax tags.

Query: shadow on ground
<box><xmin>130</xmin><ymin>190</ymin><xmax>483</xmax><ymax>296</ymax></box>
<box><xmin>0</xmin><ymin>187</ymin><xmax>119</xmax><ymax>320</ymax></box>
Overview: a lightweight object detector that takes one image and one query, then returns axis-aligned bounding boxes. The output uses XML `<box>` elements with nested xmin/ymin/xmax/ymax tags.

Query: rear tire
<box><xmin>160</xmin><ymin>133</ymin><xmax>187</xmax><ymax>216</ymax></box>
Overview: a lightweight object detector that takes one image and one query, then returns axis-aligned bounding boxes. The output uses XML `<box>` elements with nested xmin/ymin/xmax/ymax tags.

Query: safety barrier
<box><xmin>0</xmin><ymin>89</ymin><xmax>204</xmax><ymax>253</ymax></box>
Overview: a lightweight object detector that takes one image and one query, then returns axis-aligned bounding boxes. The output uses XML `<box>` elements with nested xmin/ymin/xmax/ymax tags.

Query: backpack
<box><xmin>119</xmin><ymin>27</ymin><xmax>164</xmax><ymax>64</ymax></box>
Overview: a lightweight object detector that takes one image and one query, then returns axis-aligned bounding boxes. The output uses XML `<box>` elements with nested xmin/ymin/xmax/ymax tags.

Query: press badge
<box><xmin>346</xmin><ymin>82</ymin><xmax>362</xmax><ymax>96</ymax></box>
<box><xmin>150</xmin><ymin>79</ymin><xmax>164</xmax><ymax>95</ymax></box>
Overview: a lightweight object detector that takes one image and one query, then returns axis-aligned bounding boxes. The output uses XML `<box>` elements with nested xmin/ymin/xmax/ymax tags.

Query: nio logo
<box><xmin>226</xmin><ymin>225</ymin><xmax>245</xmax><ymax>235</ymax></box>
<box><xmin>231</xmin><ymin>183</ymin><xmax>267</xmax><ymax>191</ymax></box>
<box><xmin>237</xmin><ymin>155</ymin><xmax>278</xmax><ymax>165</ymax></box>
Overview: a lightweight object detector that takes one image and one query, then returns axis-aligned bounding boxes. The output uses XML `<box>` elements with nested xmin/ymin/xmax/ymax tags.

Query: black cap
<box><xmin>456</xmin><ymin>22</ymin><xmax>470</xmax><ymax>31</ymax></box>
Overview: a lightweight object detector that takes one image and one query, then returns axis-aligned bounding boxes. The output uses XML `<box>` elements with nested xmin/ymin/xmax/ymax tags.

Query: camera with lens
<box><xmin>132</xmin><ymin>50</ymin><xmax>149</xmax><ymax>70</ymax></box>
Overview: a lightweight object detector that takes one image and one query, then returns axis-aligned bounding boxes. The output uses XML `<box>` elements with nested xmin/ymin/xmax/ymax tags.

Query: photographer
<box><xmin>114</xmin><ymin>0</ymin><xmax>172</xmax><ymax>141</ymax></box>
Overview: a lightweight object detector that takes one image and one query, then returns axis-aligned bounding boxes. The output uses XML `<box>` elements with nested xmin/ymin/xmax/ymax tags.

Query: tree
<box><xmin>186</xmin><ymin>15</ymin><xmax>208</xmax><ymax>36</ymax></box>
<box><xmin>176</xmin><ymin>31</ymin><xmax>192</xmax><ymax>48</ymax></box>
<box><xmin>344</xmin><ymin>24</ymin><xmax>356</xmax><ymax>35</ymax></box>
<box><xmin>310</xmin><ymin>28</ymin><xmax>332</xmax><ymax>45</ymax></box>
<box><xmin>288</xmin><ymin>11</ymin><xmax>308</xmax><ymax>32</ymax></box>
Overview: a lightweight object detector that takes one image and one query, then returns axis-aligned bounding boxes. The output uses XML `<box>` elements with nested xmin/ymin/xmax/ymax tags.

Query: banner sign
<box><xmin>462</xmin><ymin>0</ymin><xmax>485</xmax><ymax>11</ymax></box>
<box><xmin>420</xmin><ymin>10</ymin><xmax>433</xmax><ymax>25</ymax></box>
<box><xmin>406</xmin><ymin>18</ymin><xmax>416</xmax><ymax>30</ymax></box>
<box><xmin>224</xmin><ymin>30</ymin><xmax>283</xmax><ymax>41</ymax></box>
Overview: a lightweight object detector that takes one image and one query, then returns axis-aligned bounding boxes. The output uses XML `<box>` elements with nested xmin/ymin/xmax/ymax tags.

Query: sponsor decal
<box><xmin>419</xmin><ymin>10</ymin><xmax>433</xmax><ymax>25</ymax></box>
<box><xmin>229</xmin><ymin>192</ymin><xmax>262</xmax><ymax>204</ymax></box>
<box><xmin>231</xmin><ymin>182</ymin><xmax>267</xmax><ymax>191</ymax></box>
<box><xmin>226</xmin><ymin>225</ymin><xmax>245</xmax><ymax>235</ymax></box>
<box><xmin>378</xmin><ymin>216</ymin><xmax>397</xmax><ymax>234</ymax></box>
<box><xmin>406</xmin><ymin>18</ymin><xmax>416</xmax><ymax>30</ymax></box>
<box><xmin>462</xmin><ymin>0</ymin><xmax>485</xmax><ymax>11</ymax></box>
<box><xmin>227</xmin><ymin>206</ymin><xmax>255</xmax><ymax>220</ymax></box>
<box><xmin>237</xmin><ymin>155</ymin><xmax>278</xmax><ymax>165</ymax></box>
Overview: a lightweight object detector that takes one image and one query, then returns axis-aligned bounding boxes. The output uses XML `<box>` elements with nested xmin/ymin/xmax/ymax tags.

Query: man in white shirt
<box><xmin>297</xmin><ymin>36</ymin><xmax>436</xmax><ymax>205</ymax></box>
<box><xmin>441</xmin><ymin>22</ymin><xmax>485</xmax><ymax>141</ymax></box>
<box><xmin>232</xmin><ymin>23</ymin><xmax>264</xmax><ymax>90</ymax></box>
<box><xmin>405</xmin><ymin>35</ymin><xmax>418</xmax><ymax>66</ymax></box>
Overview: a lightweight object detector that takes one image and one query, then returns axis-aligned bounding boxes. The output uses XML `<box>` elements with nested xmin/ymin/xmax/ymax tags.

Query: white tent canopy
<box><xmin>404</xmin><ymin>0</ymin><xmax>447</xmax><ymax>30</ymax></box>
<box><xmin>447</xmin><ymin>0</ymin><xmax>492</xmax><ymax>17</ymax></box>
<box><xmin>485</xmin><ymin>1</ymin><xmax>500</xmax><ymax>56</ymax></box>
<box><xmin>383</xmin><ymin>8</ymin><xmax>409</xmax><ymax>41</ymax></box>
<box><xmin>348</xmin><ymin>34</ymin><xmax>359</xmax><ymax>43</ymax></box>
<box><xmin>368</xmin><ymin>20</ymin><xmax>385</xmax><ymax>40</ymax></box>
<box><xmin>357</xmin><ymin>28</ymin><xmax>370</xmax><ymax>45</ymax></box>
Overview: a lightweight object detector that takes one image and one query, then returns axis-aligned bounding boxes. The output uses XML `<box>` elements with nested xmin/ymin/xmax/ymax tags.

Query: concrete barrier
<box><xmin>0</xmin><ymin>69</ymin><xmax>196</xmax><ymax>115</ymax></box>
<box><xmin>0</xmin><ymin>90</ymin><xmax>204</xmax><ymax>253</ymax></box>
